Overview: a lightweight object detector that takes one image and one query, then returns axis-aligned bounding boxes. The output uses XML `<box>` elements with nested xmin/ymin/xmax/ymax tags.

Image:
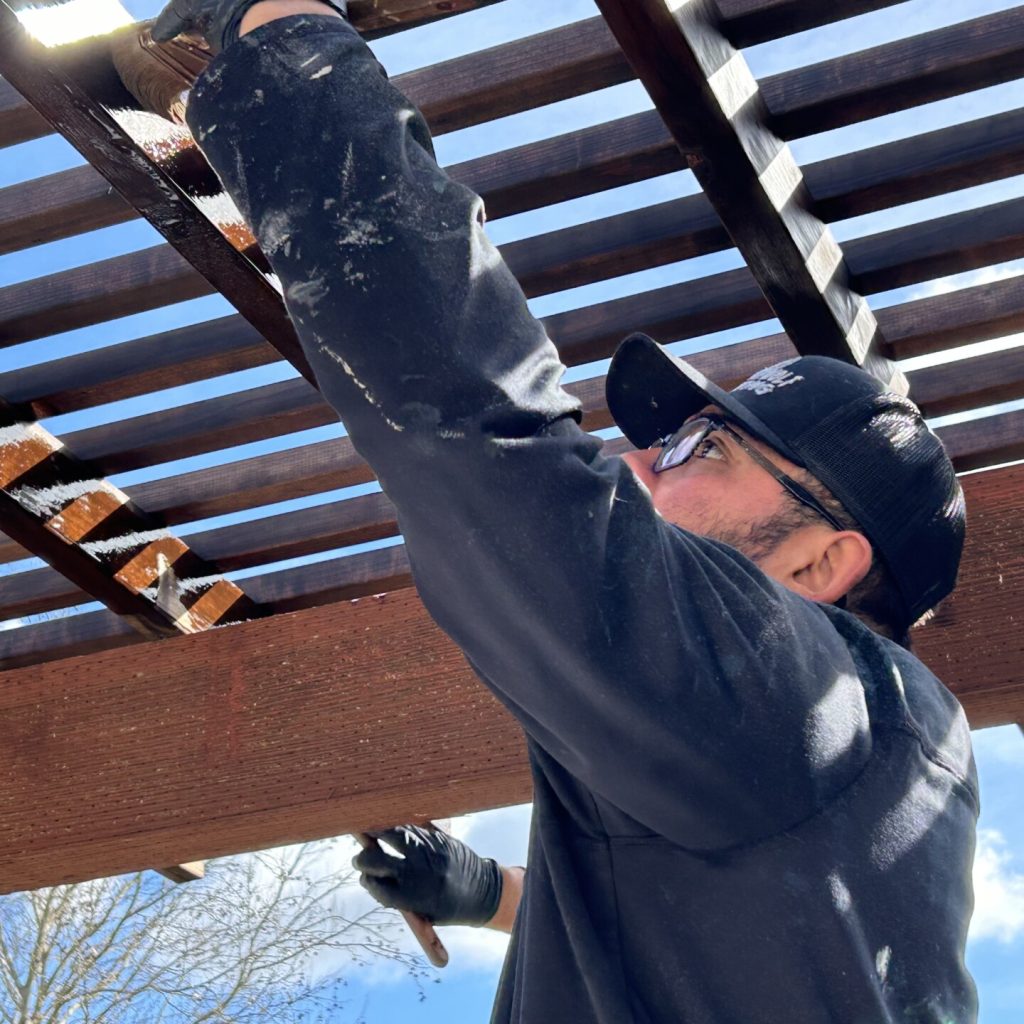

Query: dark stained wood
<box><xmin>0</xmin><ymin>7</ymin><xmax>315</xmax><ymax>380</ymax></box>
<box><xmin>0</xmin><ymin>75</ymin><xmax>46</xmax><ymax>147</ymax></box>
<box><xmin>910</xmin><ymin>347</ymin><xmax>1024</xmax><ymax>419</ymax></box>
<box><xmin>763</xmin><ymin>7</ymin><xmax>1024</xmax><ymax>140</ymax></box>
<box><xmin>245</xmin><ymin>543</ymin><xmax>412</xmax><ymax>612</ymax></box>
<box><xmin>399</xmin><ymin>17</ymin><xmax>631</xmax><ymax>136</ymax></box>
<box><xmin>940</xmin><ymin>409</ymin><xmax>1024</xmax><ymax>474</ymax></box>
<box><xmin>0</xmin><ymin>316</ymin><xmax>276</xmax><ymax>420</ymax></box>
<box><xmin>129</xmin><ymin>436</ymin><xmax>374</xmax><ymax>525</ymax></box>
<box><xmin>0</xmin><ymin>608</ymin><xmax>142</xmax><ymax>668</ymax></box>
<box><xmin>594</xmin><ymin>0</ymin><xmax>902</xmax><ymax>390</ymax></box>
<box><xmin>0</xmin><ymin>462</ymin><xmax>1019</xmax><ymax>888</ymax></box>
<box><xmin>716</xmin><ymin>0</ymin><xmax>905</xmax><ymax>48</ymax></box>
<box><xmin>352</xmin><ymin>0</ymin><xmax>504</xmax><ymax>39</ymax></box>
<box><xmin>845</xmin><ymin>195</ymin><xmax>1024</xmax><ymax>295</ymax></box>
<box><xmin>883</xmin><ymin>274</ymin><xmax>1024</xmax><ymax>361</ymax></box>
<box><xmin>0</xmin><ymin>411</ymin><xmax>259</xmax><ymax>637</ymax></box>
<box><xmin>808</xmin><ymin>106</ymin><xmax>1024</xmax><ymax>225</ymax></box>
<box><xmin>0</xmin><ymin>163</ymin><xmax>133</xmax><ymax>256</ymax></box>
<box><xmin>0</xmin><ymin>245</ymin><xmax>209</xmax><ymax>348</ymax></box>
<box><xmin>63</xmin><ymin>378</ymin><xmax>334</xmax><ymax>476</ymax></box>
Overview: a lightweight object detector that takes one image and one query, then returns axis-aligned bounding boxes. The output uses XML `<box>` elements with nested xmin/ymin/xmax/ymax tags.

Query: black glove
<box><xmin>152</xmin><ymin>0</ymin><xmax>348</xmax><ymax>53</ymax></box>
<box><xmin>353</xmin><ymin>826</ymin><xmax>503</xmax><ymax>927</ymax></box>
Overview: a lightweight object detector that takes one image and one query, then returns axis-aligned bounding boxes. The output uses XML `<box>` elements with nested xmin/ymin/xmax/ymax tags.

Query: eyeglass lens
<box><xmin>654</xmin><ymin>418</ymin><xmax>713</xmax><ymax>473</ymax></box>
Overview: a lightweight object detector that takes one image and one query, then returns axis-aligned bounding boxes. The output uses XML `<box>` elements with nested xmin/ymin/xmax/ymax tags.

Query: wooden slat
<box><xmin>0</xmin><ymin>164</ymin><xmax>133</xmax><ymax>256</ymax></box>
<box><xmin>0</xmin><ymin>7</ymin><xmax>315</xmax><ymax>380</ymax></box>
<box><xmin>0</xmin><ymin>76</ymin><xmax>46</xmax><ymax>147</ymax></box>
<box><xmin>910</xmin><ymin>347</ymin><xmax>1024</xmax><ymax>419</ymax></box>
<box><xmin>938</xmin><ymin>409</ymin><xmax>1024</xmax><ymax>473</ymax></box>
<box><xmin>763</xmin><ymin>6</ymin><xmax>1024</xmax><ymax>140</ymax></box>
<box><xmin>595</xmin><ymin>0</ymin><xmax>901</xmax><ymax>387</ymax></box>
<box><xmin>0</xmin><ymin>316</ymin><xmax>275</xmax><ymax>420</ymax></box>
<box><xmin>0</xmin><ymin>461</ymin><xmax>1019</xmax><ymax>890</ymax></box>
<box><xmin>845</xmin><ymin>195</ymin><xmax>1024</xmax><ymax>295</ymax></box>
<box><xmin>62</xmin><ymin>377</ymin><xmax>332</xmax><ymax>475</ymax></box>
<box><xmin>716</xmin><ymin>0</ymin><xmax>905</xmax><ymax>48</ymax></box>
<box><xmin>883</xmin><ymin>274</ymin><xmax>1024</xmax><ymax>361</ymax></box>
<box><xmin>0</xmin><ymin>245</ymin><xmax>209</xmax><ymax>348</ymax></box>
<box><xmin>0</xmin><ymin>411</ymin><xmax>258</xmax><ymax>637</ymax></box>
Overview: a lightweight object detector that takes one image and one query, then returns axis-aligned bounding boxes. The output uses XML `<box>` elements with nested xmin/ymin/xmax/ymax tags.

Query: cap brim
<box><xmin>605</xmin><ymin>333</ymin><xmax>802</xmax><ymax>463</ymax></box>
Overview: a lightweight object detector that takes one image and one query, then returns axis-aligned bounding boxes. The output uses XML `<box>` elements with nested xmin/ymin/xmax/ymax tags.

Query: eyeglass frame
<box><xmin>650</xmin><ymin>415</ymin><xmax>848</xmax><ymax>533</ymax></box>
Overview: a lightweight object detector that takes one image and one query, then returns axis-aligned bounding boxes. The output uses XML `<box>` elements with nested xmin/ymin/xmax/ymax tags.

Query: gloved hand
<box><xmin>353</xmin><ymin>826</ymin><xmax>503</xmax><ymax>927</ymax></box>
<box><xmin>152</xmin><ymin>0</ymin><xmax>348</xmax><ymax>53</ymax></box>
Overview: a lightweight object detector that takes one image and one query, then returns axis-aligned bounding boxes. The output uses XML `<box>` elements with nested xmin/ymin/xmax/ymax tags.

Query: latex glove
<box><xmin>152</xmin><ymin>0</ymin><xmax>347</xmax><ymax>53</ymax></box>
<box><xmin>353</xmin><ymin>825</ymin><xmax>503</xmax><ymax>927</ymax></box>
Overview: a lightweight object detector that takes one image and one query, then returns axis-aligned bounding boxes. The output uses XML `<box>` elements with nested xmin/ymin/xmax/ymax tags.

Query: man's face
<box><xmin>620</xmin><ymin>406</ymin><xmax>820</xmax><ymax>572</ymax></box>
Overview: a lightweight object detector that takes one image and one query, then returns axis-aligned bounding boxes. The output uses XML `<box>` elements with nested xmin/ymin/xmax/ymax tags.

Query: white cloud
<box><xmin>908</xmin><ymin>264</ymin><xmax>1024</xmax><ymax>304</ymax></box>
<box><xmin>971</xmin><ymin>725</ymin><xmax>1024</xmax><ymax>768</ymax></box>
<box><xmin>969</xmin><ymin>829</ymin><xmax>1024</xmax><ymax>945</ymax></box>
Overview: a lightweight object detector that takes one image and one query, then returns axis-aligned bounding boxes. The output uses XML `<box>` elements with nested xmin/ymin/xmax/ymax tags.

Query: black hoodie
<box><xmin>189</xmin><ymin>17</ymin><xmax>979</xmax><ymax>1022</ymax></box>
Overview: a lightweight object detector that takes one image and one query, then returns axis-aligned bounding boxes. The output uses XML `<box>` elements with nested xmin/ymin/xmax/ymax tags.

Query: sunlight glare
<box><xmin>17</xmin><ymin>0</ymin><xmax>133</xmax><ymax>47</ymax></box>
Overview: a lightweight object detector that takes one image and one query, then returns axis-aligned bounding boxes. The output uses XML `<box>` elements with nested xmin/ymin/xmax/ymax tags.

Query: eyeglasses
<box><xmin>650</xmin><ymin>415</ymin><xmax>847</xmax><ymax>532</ymax></box>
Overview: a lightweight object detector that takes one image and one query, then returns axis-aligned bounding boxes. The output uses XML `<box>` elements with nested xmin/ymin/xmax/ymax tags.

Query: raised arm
<box><xmin>184</xmin><ymin>10</ymin><xmax>872</xmax><ymax>850</ymax></box>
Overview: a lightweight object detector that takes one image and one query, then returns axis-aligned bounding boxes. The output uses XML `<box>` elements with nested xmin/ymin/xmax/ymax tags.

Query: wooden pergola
<box><xmin>0</xmin><ymin>0</ymin><xmax>1022</xmax><ymax>893</ymax></box>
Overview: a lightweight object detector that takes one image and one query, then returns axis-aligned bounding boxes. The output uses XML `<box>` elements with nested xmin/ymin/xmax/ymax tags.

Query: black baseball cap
<box><xmin>605</xmin><ymin>332</ymin><xmax>966</xmax><ymax>624</ymax></box>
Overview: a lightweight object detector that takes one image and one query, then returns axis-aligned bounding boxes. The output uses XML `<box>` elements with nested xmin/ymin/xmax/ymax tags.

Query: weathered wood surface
<box><xmin>596</xmin><ymin>0</ymin><xmax>900</xmax><ymax>389</ymax></box>
<box><xmin>762</xmin><ymin>6</ymin><xmax>1024</xmax><ymax>140</ymax></box>
<box><xmin>0</xmin><ymin>462</ymin><xmax>1020</xmax><ymax>891</ymax></box>
<box><xmin>0</xmin><ymin>410</ymin><xmax>258</xmax><ymax>637</ymax></box>
<box><xmin>0</xmin><ymin>7</ymin><xmax>314</xmax><ymax>377</ymax></box>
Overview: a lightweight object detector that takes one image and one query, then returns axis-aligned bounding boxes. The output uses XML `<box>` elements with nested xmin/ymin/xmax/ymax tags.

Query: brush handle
<box><xmin>354</xmin><ymin>831</ymin><xmax>450</xmax><ymax>968</ymax></box>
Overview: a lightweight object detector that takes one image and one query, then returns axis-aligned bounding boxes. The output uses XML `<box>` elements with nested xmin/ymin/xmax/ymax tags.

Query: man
<box><xmin>154</xmin><ymin>1</ymin><xmax>979</xmax><ymax>1020</ymax></box>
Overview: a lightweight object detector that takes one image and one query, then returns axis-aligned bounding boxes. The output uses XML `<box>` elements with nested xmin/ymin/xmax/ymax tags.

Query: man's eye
<box><xmin>696</xmin><ymin>438</ymin><xmax>725</xmax><ymax>460</ymax></box>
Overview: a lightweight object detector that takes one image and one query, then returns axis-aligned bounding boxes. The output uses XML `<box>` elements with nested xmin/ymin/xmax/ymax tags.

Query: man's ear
<box><xmin>789</xmin><ymin>530</ymin><xmax>873</xmax><ymax>606</ymax></box>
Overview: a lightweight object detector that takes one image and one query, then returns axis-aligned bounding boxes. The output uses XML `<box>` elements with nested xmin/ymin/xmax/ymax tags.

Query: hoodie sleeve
<box><xmin>186</xmin><ymin>14</ymin><xmax>872</xmax><ymax>850</ymax></box>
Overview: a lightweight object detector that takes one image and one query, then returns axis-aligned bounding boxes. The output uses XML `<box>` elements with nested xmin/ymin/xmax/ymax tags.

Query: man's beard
<box><xmin>701</xmin><ymin>507</ymin><xmax>806</xmax><ymax>565</ymax></box>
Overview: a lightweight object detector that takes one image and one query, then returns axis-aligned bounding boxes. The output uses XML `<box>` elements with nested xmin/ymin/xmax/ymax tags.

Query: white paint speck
<box><xmin>310</xmin><ymin>65</ymin><xmax>333</xmax><ymax>80</ymax></box>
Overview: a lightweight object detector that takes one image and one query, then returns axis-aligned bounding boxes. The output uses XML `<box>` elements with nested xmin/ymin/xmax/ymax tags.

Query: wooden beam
<box><xmin>715</xmin><ymin>0</ymin><xmax>905</xmax><ymax>48</ymax></box>
<box><xmin>0</xmin><ymin>245</ymin><xmax>209</xmax><ymax>348</ymax></box>
<box><xmin>0</xmin><ymin>4</ymin><xmax>314</xmax><ymax>379</ymax></box>
<box><xmin>0</xmin><ymin>408</ymin><xmax>259</xmax><ymax>638</ymax></box>
<box><xmin>0</xmin><ymin>490</ymin><xmax>400</xmax><ymax>620</ymax></box>
<box><xmin>762</xmin><ymin>6</ymin><xmax>1024</xmax><ymax>141</ymax></box>
<box><xmin>155</xmin><ymin>862</ymin><xmax>205</xmax><ymax>883</ymax></box>
<box><xmin>594</xmin><ymin>0</ymin><xmax>903</xmax><ymax>390</ymax></box>
<box><xmin>1</xmin><ymin>461</ymin><xmax>1019</xmax><ymax>891</ymax></box>
<box><xmin>0</xmin><ymin>75</ymin><xmax>45</xmax><ymax>147</ymax></box>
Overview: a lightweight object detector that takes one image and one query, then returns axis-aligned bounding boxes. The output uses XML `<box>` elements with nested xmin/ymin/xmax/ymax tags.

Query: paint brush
<box><xmin>354</xmin><ymin>827</ymin><xmax>451</xmax><ymax>968</ymax></box>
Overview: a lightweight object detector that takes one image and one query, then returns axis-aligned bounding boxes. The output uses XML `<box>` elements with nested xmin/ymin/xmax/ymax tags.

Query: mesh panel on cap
<box><xmin>789</xmin><ymin>394</ymin><xmax>963</xmax><ymax>622</ymax></box>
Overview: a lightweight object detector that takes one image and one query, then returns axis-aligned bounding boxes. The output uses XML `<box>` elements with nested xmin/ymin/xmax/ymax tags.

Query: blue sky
<box><xmin>2</xmin><ymin>0</ymin><xmax>1023</xmax><ymax>1020</ymax></box>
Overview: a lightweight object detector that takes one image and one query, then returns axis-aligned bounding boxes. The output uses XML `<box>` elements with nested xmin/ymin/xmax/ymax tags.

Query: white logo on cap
<box><xmin>734</xmin><ymin>359</ymin><xmax>804</xmax><ymax>397</ymax></box>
